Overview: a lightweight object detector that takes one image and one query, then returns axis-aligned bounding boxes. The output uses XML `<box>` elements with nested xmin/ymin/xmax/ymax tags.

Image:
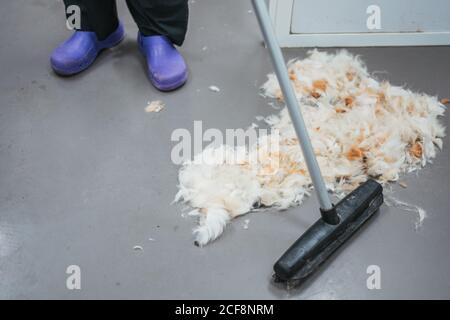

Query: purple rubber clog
<box><xmin>50</xmin><ymin>22</ymin><xmax>125</xmax><ymax>76</ymax></box>
<box><xmin>138</xmin><ymin>34</ymin><xmax>188</xmax><ymax>91</ymax></box>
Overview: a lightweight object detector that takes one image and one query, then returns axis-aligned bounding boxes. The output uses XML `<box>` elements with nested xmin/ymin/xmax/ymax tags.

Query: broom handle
<box><xmin>252</xmin><ymin>0</ymin><xmax>333</xmax><ymax>211</ymax></box>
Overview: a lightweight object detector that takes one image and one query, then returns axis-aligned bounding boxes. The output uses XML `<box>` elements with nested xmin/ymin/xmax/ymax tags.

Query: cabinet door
<box><xmin>291</xmin><ymin>0</ymin><xmax>450</xmax><ymax>34</ymax></box>
<box><xmin>269</xmin><ymin>0</ymin><xmax>450</xmax><ymax>47</ymax></box>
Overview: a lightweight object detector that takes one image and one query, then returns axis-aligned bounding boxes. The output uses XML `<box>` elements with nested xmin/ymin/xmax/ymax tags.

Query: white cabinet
<box><xmin>269</xmin><ymin>0</ymin><xmax>450</xmax><ymax>47</ymax></box>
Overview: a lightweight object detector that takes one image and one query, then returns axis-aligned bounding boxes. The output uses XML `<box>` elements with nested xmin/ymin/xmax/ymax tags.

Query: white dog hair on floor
<box><xmin>175</xmin><ymin>50</ymin><xmax>446</xmax><ymax>246</ymax></box>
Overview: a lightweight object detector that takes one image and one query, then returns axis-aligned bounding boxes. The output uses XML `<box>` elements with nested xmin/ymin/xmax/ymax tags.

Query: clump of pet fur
<box><xmin>175</xmin><ymin>50</ymin><xmax>446</xmax><ymax>246</ymax></box>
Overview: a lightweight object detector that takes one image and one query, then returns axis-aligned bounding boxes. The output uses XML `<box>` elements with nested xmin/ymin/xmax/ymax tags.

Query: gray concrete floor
<box><xmin>1</xmin><ymin>0</ymin><xmax>450</xmax><ymax>300</ymax></box>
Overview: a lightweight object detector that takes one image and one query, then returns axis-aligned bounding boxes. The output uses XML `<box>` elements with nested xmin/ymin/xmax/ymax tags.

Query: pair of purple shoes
<box><xmin>50</xmin><ymin>22</ymin><xmax>188</xmax><ymax>91</ymax></box>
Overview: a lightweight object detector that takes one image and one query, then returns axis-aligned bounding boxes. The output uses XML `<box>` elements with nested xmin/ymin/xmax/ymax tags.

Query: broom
<box><xmin>252</xmin><ymin>0</ymin><xmax>384</xmax><ymax>285</ymax></box>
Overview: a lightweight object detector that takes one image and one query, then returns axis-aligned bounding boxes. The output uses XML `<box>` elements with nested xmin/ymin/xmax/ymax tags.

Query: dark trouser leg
<box><xmin>126</xmin><ymin>0</ymin><xmax>189</xmax><ymax>46</ymax></box>
<box><xmin>63</xmin><ymin>0</ymin><xmax>119</xmax><ymax>40</ymax></box>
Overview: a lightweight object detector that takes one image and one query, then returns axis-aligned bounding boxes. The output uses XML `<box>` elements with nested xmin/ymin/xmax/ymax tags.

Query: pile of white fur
<box><xmin>175</xmin><ymin>50</ymin><xmax>446</xmax><ymax>246</ymax></box>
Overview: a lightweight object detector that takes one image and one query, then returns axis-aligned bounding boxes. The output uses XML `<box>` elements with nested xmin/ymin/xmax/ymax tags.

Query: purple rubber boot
<box><xmin>50</xmin><ymin>22</ymin><xmax>125</xmax><ymax>76</ymax></box>
<box><xmin>138</xmin><ymin>34</ymin><xmax>188</xmax><ymax>91</ymax></box>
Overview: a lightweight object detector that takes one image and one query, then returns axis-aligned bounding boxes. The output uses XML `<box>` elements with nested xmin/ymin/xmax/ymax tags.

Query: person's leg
<box><xmin>63</xmin><ymin>0</ymin><xmax>120</xmax><ymax>41</ymax></box>
<box><xmin>126</xmin><ymin>0</ymin><xmax>189</xmax><ymax>46</ymax></box>
<box><xmin>126</xmin><ymin>0</ymin><xmax>189</xmax><ymax>91</ymax></box>
<box><xmin>51</xmin><ymin>0</ymin><xmax>125</xmax><ymax>76</ymax></box>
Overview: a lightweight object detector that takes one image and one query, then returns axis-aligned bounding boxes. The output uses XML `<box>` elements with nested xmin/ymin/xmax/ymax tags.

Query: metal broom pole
<box><xmin>252</xmin><ymin>0</ymin><xmax>338</xmax><ymax>223</ymax></box>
